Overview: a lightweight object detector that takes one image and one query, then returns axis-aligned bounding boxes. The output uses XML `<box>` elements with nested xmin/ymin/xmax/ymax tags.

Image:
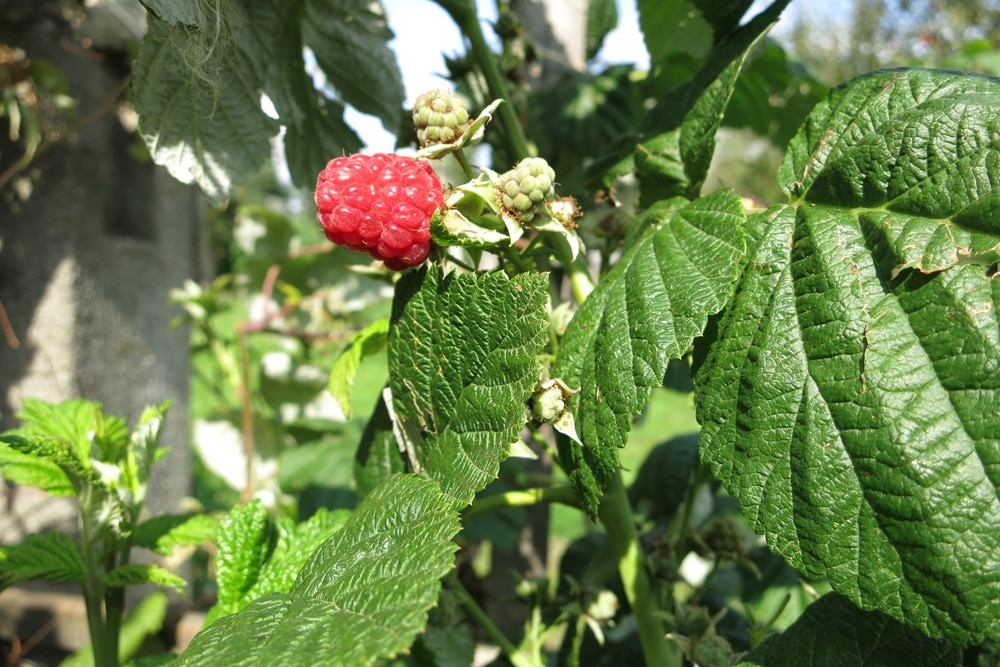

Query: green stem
<box><xmin>462</xmin><ymin>485</ymin><xmax>579</xmax><ymax>520</ymax></box>
<box><xmin>448</xmin><ymin>573</ymin><xmax>542</xmax><ymax>667</ymax></box>
<box><xmin>548</xmin><ymin>233</ymin><xmax>595</xmax><ymax>305</ymax></box>
<box><xmin>452</xmin><ymin>147</ymin><xmax>477</xmax><ymax>180</ymax></box>
<box><xmin>598</xmin><ymin>469</ymin><xmax>681</xmax><ymax>667</ymax></box>
<box><xmin>79</xmin><ymin>498</ymin><xmax>117</xmax><ymax>667</ymax></box>
<box><xmin>434</xmin><ymin>0</ymin><xmax>532</xmax><ymax>161</ymax></box>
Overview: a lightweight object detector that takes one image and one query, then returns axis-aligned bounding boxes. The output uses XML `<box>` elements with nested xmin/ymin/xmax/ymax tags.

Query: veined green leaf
<box><xmin>258</xmin><ymin>0</ymin><xmax>363</xmax><ymax>189</ymax></box>
<box><xmin>0</xmin><ymin>533</ymin><xmax>86</xmax><ymax>588</ymax></box>
<box><xmin>0</xmin><ymin>440</ymin><xmax>72</xmax><ymax>494</ymax></box>
<box><xmin>329</xmin><ymin>318</ymin><xmax>390</xmax><ymax>420</ymax></box>
<box><xmin>102</xmin><ymin>564</ymin><xmax>186</xmax><ymax>592</ymax></box>
<box><xmin>252</xmin><ymin>509</ymin><xmax>351</xmax><ymax>594</ymax></box>
<box><xmin>123</xmin><ymin>402</ymin><xmax>171</xmax><ymax>506</ymax></box>
<box><xmin>208</xmin><ymin>500</ymin><xmax>274</xmax><ymax>623</ymax></box>
<box><xmin>5</xmin><ymin>398</ymin><xmax>102</xmax><ymax>469</ymax></box>
<box><xmin>696</xmin><ymin>68</ymin><xmax>1000</xmax><ymax>644</ymax></box>
<box><xmin>586</xmin><ymin>0</ymin><xmax>618</xmax><ymax>62</ymax></box>
<box><xmin>206</xmin><ymin>504</ymin><xmax>349</xmax><ymax>626</ymax></box>
<box><xmin>131</xmin><ymin>13</ymin><xmax>278</xmax><ymax>204</ymax></box>
<box><xmin>302</xmin><ymin>0</ymin><xmax>404</xmax><ymax>132</ymax></box>
<box><xmin>139</xmin><ymin>0</ymin><xmax>210</xmax><ymax>26</ymax></box>
<box><xmin>637</xmin><ymin>0</ymin><xmax>713</xmax><ymax>61</ymax></box>
<box><xmin>741</xmin><ymin>593</ymin><xmax>961</xmax><ymax>666</ymax></box>
<box><xmin>133</xmin><ymin>513</ymin><xmax>219</xmax><ymax>555</ymax></box>
<box><xmin>354</xmin><ymin>390</ymin><xmax>407</xmax><ymax>498</ymax></box>
<box><xmin>555</xmin><ymin>190</ymin><xmax>746</xmax><ymax>515</ymax></box>
<box><xmin>387</xmin><ymin>268</ymin><xmax>549</xmax><ymax>508</ymax></box>
<box><xmin>174</xmin><ymin>474</ymin><xmax>460</xmax><ymax>667</ymax></box>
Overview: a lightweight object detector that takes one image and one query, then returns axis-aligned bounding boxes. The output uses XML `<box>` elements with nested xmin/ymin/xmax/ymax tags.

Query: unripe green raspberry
<box><xmin>691</xmin><ymin>634</ymin><xmax>736</xmax><ymax>667</ymax></box>
<box><xmin>412</xmin><ymin>89</ymin><xmax>470</xmax><ymax>147</ymax></box>
<box><xmin>498</xmin><ymin>158</ymin><xmax>556</xmax><ymax>223</ymax></box>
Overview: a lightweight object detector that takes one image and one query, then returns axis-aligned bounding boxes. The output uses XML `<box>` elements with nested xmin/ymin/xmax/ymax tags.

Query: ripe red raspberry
<box><xmin>315</xmin><ymin>153</ymin><xmax>444</xmax><ymax>270</ymax></box>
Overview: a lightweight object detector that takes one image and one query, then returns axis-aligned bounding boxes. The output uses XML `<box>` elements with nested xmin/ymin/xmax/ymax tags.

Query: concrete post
<box><xmin>0</xmin><ymin>0</ymin><xmax>201</xmax><ymax>539</ymax></box>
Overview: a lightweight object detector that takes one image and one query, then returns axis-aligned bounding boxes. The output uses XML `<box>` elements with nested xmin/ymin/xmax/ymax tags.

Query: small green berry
<box><xmin>412</xmin><ymin>89</ymin><xmax>470</xmax><ymax>147</ymax></box>
<box><xmin>497</xmin><ymin>157</ymin><xmax>556</xmax><ymax>224</ymax></box>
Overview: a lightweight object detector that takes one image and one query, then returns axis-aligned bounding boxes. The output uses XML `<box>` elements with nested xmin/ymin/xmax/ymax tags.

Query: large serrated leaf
<box><xmin>740</xmin><ymin>593</ymin><xmax>961</xmax><ymax>666</ymax></box>
<box><xmin>695</xmin><ymin>69</ymin><xmax>1000</xmax><ymax>644</ymax></box>
<box><xmin>354</xmin><ymin>391</ymin><xmax>407</xmax><ymax>498</ymax></box>
<box><xmin>133</xmin><ymin>513</ymin><xmax>218</xmax><ymax>555</ymax></box>
<box><xmin>0</xmin><ymin>533</ymin><xmax>86</xmax><ymax>589</ymax></box>
<box><xmin>131</xmin><ymin>14</ymin><xmax>278</xmax><ymax>204</ymax></box>
<box><xmin>210</xmin><ymin>500</ymin><xmax>274</xmax><ymax>621</ymax></box>
<box><xmin>102</xmin><ymin>564</ymin><xmax>186</xmax><ymax>592</ymax></box>
<box><xmin>258</xmin><ymin>0</ymin><xmax>363</xmax><ymax>189</ymax></box>
<box><xmin>388</xmin><ymin>268</ymin><xmax>549</xmax><ymax>508</ymax></box>
<box><xmin>174</xmin><ymin>474</ymin><xmax>460</xmax><ymax>667</ymax></box>
<box><xmin>329</xmin><ymin>318</ymin><xmax>390</xmax><ymax>420</ymax></box>
<box><xmin>635</xmin><ymin>45</ymin><xmax>747</xmax><ymax>202</ymax></box>
<box><xmin>585</xmin><ymin>0</ymin><xmax>618</xmax><ymax>61</ymax></box>
<box><xmin>555</xmin><ymin>190</ymin><xmax>746</xmax><ymax>515</ymax></box>
<box><xmin>205</xmin><ymin>504</ymin><xmax>350</xmax><ymax>627</ymax></box>
<box><xmin>637</xmin><ymin>1</ymin><xmax>713</xmax><ymax>61</ymax></box>
<box><xmin>302</xmin><ymin>0</ymin><xmax>404</xmax><ymax>132</ymax></box>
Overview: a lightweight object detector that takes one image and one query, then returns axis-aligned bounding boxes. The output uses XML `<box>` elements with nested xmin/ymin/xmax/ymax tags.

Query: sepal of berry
<box><xmin>433</xmin><ymin>171</ymin><xmax>522</xmax><ymax>248</ymax></box>
<box><xmin>529</xmin><ymin>378</ymin><xmax>581</xmax><ymax>444</ymax></box>
<box><xmin>527</xmin><ymin>196</ymin><xmax>585</xmax><ymax>260</ymax></box>
<box><xmin>314</xmin><ymin>153</ymin><xmax>444</xmax><ymax>270</ymax></box>
<box><xmin>415</xmin><ymin>98</ymin><xmax>503</xmax><ymax>160</ymax></box>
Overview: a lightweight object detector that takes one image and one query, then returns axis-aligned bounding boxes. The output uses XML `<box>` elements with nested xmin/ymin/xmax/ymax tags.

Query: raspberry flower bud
<box><xmin>314</xmin><ymin>153</ymin><xmax>444</xmax><ymax>270</ymax></box>
<box><xmin>497</xmin><ymin>157</ymin><xmax>556</xmax><ymax>223</ymax></box>
<box><xmin>413</xmin><ymin>89</ymin><xmax>470</xmax><ymax>147</ymax></box>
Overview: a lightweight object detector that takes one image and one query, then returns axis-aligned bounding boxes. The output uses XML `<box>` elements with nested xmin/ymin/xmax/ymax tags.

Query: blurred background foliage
<box><xmin>159</xmin><ymin>0</ymin><xmax>1000</xmax><ymax>619</ymax></box>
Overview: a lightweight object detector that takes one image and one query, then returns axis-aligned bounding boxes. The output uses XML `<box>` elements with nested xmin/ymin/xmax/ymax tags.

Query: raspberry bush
<box><xmin>5</xmin><ymin>2</ymin><xmax>997</xmax><ymax>666</ymax></box>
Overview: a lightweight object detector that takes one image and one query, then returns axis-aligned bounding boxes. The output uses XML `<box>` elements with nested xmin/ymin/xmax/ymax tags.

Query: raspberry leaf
<box><xmin>354</xmin><ymin>391</ymin><xmax>408</xmax><ymax>499</ymax></box>
<box><xmin>262</xmin><ymin>0</ymin><xmax>364</xmax><ymax>189</ymax></box>
<box><xmin>302</xmin><ymin>0</ymin><xmax>405</xmax><ymax>133</ymax></box>
<box><xmin>554</xmin><ymin>189</ymin><xmax>747</xmax><ymax>516</ymax></box>
<box><xmin>387</xmin><ymin>267</ymin><xmax>549</xmax><ymax>508</ymax></box>
<box><xmin>695</xmin><ymin>68</ymin><xmax>1000</xmax><ymax>644</ymax></box>
<box><xmin>0</xmin><ymin>533</ymin><xmax>87</xmax><ymax>588</ymax></box>
<box><xmin>174</xmin><ymin>475</ymin><xmax>460</xmax><ymax>667</ymax></box>
<box><xmin>741</xmin><ymin>593</ymin><xmax>960</xmax><ymax>666</ymax></box>
<box><xmin>132</xmin><ymin>12</ymin><xmax>277</xmax><ymax>205</ymax></box>
<box><xmin>328</xmin><ymin>318</ymin><xmax>390</xmax><ymax>420</ymax></box>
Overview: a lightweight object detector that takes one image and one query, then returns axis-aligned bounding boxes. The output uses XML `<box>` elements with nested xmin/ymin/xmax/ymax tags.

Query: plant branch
<box><xmin>598</xmin><ymin>469</ymin><xmax>681</xmax><ymax>667</ymax></box>
<box><xmin>0</xmin><ymin>298</ymin><xmax>19</xmax><ymax>348</ymax></box>
<box><xmin>434</xmin><ymin>0</ymin><xmax>531</xmax><ymax>161</ymax></box>
<box><xmin>462</xmin><ymin>485</ymin><xmax>579</xmax><ymax>520</ymax></box>
<box><xmin>236</xmin><ymin>325</ymin><xmax>255</xmax><ymax>504</ymax></box>
<box><xmin>447</xmin><ymin>572</ymin><xmax>542</xmax><ymax>667</ymax></box>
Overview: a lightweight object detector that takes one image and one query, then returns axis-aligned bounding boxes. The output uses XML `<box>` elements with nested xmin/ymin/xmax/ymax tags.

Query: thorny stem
<box><xmin>78</xmin><ymin>487</ymin><xmax>117</xmax><ymax>667</ymax></box>
<box><xmin>598</xmin><ymin>469</ymin><xmax>682</xmax><ymax>667</ymax></box>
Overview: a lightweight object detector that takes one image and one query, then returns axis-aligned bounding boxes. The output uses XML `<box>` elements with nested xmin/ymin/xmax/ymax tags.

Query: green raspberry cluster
<box><xmin>498</xmin><ymin>157</ymin><xmax>556</xmax><ymax>223</ymax></box>
<box><xmin>412</xmin><ymin>89</ymin><xmax>470</xmax><ymax>147</ymax></box>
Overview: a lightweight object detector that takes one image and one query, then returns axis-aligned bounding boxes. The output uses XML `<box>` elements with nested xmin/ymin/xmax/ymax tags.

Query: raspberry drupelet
<box><xmin>315</xmin><ymin>153</ymin><xmax>444</xmax><ymax>270</ymax></box>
